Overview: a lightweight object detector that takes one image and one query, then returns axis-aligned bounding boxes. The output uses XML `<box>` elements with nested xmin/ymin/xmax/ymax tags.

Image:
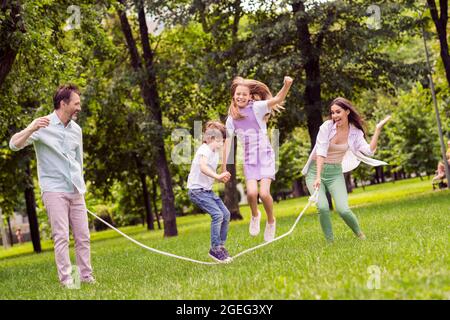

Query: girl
<box><xmin>302</xmin><ymin>97</ymin><xmax>391</xmax><ymax>242</ymax></box>
<box><xmin>222</xmin><ymin>76</ymin><xmax>293</xmax><ymax>242</ymax></box>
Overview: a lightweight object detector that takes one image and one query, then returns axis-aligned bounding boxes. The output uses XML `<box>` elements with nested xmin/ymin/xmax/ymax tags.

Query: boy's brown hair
<box><xmin>202</xmin><ymin>121</ymin><xmax>226</xmax><ymax>144</ymax></box>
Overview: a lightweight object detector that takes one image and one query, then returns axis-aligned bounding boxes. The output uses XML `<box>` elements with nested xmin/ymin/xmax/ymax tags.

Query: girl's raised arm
<box><xmin>267</xmin><ymin>76</ymin><xmax>294</xmax><ymax>111</ymax></box>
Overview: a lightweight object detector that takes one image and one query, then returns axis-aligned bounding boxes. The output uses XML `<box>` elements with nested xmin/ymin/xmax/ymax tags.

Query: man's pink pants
<box><xmin>42</xmin><ymin>191</ymin><xmax>93</xmax><ymax>283</ymax></box>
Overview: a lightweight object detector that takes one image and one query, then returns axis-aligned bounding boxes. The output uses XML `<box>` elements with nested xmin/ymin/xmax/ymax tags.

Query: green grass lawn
<box><xmin>0</xmin><ymin>177</ymin><xmax>449</xmax><ymax>299</ymax></box>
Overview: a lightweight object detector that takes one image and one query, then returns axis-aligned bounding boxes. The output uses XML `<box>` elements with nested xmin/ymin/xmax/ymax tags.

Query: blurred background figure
<box><xmin>15</xmin><ymin>228</ymin><xmax>23</xmax><ymax>245</ymax></box>
<box><xmin>432</xmin><ymin>161</ymin><xmax>447</xmax><ymax>190</ymax></box>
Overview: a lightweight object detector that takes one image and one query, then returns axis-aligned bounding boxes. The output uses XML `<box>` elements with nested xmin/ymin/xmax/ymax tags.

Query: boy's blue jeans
<box><xmin>188</xmin><ymin>189</ymin><xmax>230</xmax><ymax>249</ymax></box>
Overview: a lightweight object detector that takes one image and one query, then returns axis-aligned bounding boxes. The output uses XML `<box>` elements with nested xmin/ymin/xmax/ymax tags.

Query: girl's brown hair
<box><xmin>329</xmin><ymin>97</ymin><xmax>366</xmax><ymax>137</ymax></box>
<box><xmin>228</xmin><ymin>77</ymin><xmax>278</xmax><ymax>121</ymax></box>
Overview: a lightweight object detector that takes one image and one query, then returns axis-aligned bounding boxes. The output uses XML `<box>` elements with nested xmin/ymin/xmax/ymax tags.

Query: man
<box><xmin>9</xmin><ymin>84</ymin><xmax>94</xmax><ymax>287</ymax></box>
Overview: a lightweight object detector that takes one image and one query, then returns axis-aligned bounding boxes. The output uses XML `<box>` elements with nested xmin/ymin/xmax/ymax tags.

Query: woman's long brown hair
<box><xmin>329</xmin><ymin>97</ymin><xmax>366</xmax><ymax>137</ymax></box>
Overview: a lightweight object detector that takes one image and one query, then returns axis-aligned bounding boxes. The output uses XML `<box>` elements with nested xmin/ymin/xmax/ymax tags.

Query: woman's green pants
<box><xmin>305</xmin><ymin>161</ymin><xmax>362</xmax><ymax>241</ymax></box>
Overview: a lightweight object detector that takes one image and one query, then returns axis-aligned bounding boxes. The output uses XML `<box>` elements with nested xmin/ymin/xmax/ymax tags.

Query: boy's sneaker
<box><xmin>264</xmin><ymin>219</ymin><xmax>276</xmax><ymax>242</ymax></box>
<box><xmin>249</xmin><ymin>210</ymin><xmax>261</xmax><ymax>236</ymax></box>
<box><xmin>209</xmin><ymin>247</ymin><xmax>229</xmax><ymax>263</ymax></box>
<box><xmin>219</xmin><ymin>246</ymin><xmax>233</xmax><ymax>263</ymax></box>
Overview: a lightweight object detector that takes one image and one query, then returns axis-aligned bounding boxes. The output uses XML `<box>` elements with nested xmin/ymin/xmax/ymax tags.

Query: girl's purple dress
<box><xmin>227</xmin><ymin>101</ymin><xmax>275</xmax><ymax>181</ymax></box>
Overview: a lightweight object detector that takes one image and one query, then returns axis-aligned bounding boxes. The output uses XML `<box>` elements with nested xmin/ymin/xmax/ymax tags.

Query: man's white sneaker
<box><xmin>264</xmin><ymin>220</ymin><xmax>276</xmax><ymax>242</ymax></box>
<box><xmin>249</xmin><ymin>210</ymin><xmax>261</xmax><ymax>236</ymax></box>
<box><xmin>81</xmin><ymin>277</ymin><xmax>97</xmax><ymax>284</ymax></box>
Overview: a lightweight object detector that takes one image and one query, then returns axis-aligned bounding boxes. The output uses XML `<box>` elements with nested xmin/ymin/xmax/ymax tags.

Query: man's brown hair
<box><xmin>53</xmin><ymin>84</ymin><xmax>80</xmax><ymax>110</ymax></box>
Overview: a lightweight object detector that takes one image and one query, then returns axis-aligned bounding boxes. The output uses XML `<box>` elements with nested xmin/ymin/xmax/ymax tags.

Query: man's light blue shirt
<box><xmin>9</xmin><ymin>111</ymin><xmax>86</xmax><ymax>194</ymax></box>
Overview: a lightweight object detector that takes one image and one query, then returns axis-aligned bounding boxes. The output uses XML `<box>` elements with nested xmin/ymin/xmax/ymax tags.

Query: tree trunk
<box><xmin>141</xmin><ymin>174</ymin><xmax>154</xmax><ymax>230</ymax></box>
<box><xmin>293</xmin><ymin>1</ymin><xmax>340</xmax><ymax>207</ymax></box>
<box><xmin>0</xmin><ymin>0</ymin><xmax>25</xmax><ymax>88</ymax></box>
<box><xmin>303</xmin><ymin>60</ymin><xmax>323</xmax><ymax>148</ymax></box>
<box><xmin>153</xmin><ymin>149</ymin><xmax>177</xmax><ymax>236</ymax></box>
<box><xmin>24</xmin><ymin>158</ymin><xmax>41</xmax><ymax>253</ymax></box>
<box><xmin>0</xmin><ymin>48</ymin><xmax>16</xmax><ymax>89</ymax></box>
<box><xmin>134</xmin><ymin>154</ymin><xmax>154</xmax><ymax>230</ymax></box>
<box><xmin>427</xmin><ymin>0</ymin><xmax>450</xmax><ymax>86</ymax></box>
<box><xmin>344</xmin><ymin>172</ymin><xmax>353</xmax><ymax>193</ymax></box>
<box><xmin>151</xmin><ymin>178</ymin><xmax>162</xmax><ymax>230</ymax></box>
<box><xmin>118</xmin><ymin>0</ymin><xmax>177</xmax><ymax>237</ymax></box>
<box><xmin>293</xmin><ymin>1</ymin><xmax>323</xmax><ymax>147</ymax></box>
<box><xmin>292</xmin><ymin>178</ymin><xmax>307</xmax><ymax>197</ymax></box>
<box><xmin>374</xmin><ymin>166</ymin><xmax>386</xmax><ymax>183</ymax></box>
<box><xmin>292</xmin><ymin>1</ymin><xmax>335</xmax><ymax>147</ymax></box>
<box><xmin>375</xmin><ymin>167</ymin><xmax>381</xmax><ymax>184</ymax></box>
<box><xmin>293</xmin><ymin>1</ymin><xmax>337</xmax><ymax>210</ymax></box>
<box><xmin>6</xmin><ymin>216</ymin><xmax>13</xmax><ymax>247</ymax></box>
<box><xmin>224</xmin><ymin>139</ymin><xmax>243</xmax><ymax>220</ymax></box>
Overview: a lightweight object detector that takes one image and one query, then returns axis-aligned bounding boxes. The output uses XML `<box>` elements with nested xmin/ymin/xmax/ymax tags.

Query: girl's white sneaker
<box><xmin>249</xmin><ymin>210</ymin><xmax>261</xmax><ymax>236</ymax></box>
<box><xmin>264</xmin><ymin>220</ymin><xmax>276</xmax><ymax>242</ymax></box>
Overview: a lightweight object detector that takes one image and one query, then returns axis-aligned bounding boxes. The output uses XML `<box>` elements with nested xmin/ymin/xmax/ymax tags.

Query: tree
<box><xmin>116</xmin><ymin>0</ymin><xmax>178</xmax><ymax>236</ymax></box>
<box><xmin>82</xmin><ymin>90</ymin><xmax>160</xmax><ymax>230</ymax></box>
<box><xmin>23</xmin><ymin>154</ymin><xmax>41</xmax><ymax>252</ymax></box>
<box><xmin>241</xmin><ymin>1</ymin><xmax>421</xmax><ymax>146</ymax></box>
<box><xmin>0</xmin><ymin>0</ymin><xmax>25</xmax><ymax>88</ymax></box>
<box><xmin>386</xmin><ymin>84</ymin><xmax>440</xmax><ymax>177</ymax></box>
<box><xmin>0</xmin><ymin>0</ymin><xmax>74</xmax><ymax>252</ymax></box>
<box><xmin>427</xmin><ymin>0</ymin><xmax>450</xmax><ymax>86</ymax></box>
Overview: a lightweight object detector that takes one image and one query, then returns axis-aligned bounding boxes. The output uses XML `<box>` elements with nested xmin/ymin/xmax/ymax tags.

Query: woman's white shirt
<box><xmin>302</xmin><ymin>120</ymin><xmax>387</xmax><ymax>175</ymax></box>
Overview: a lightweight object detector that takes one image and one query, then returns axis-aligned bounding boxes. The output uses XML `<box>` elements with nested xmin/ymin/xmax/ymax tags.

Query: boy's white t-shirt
<box><xmin>187</xmin><ymin>143</ymin><xmax>219</xmax><ymax>190</ymax></box>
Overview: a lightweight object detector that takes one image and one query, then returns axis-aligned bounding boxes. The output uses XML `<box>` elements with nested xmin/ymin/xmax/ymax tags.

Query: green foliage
<box><xmin>237</xmin><ymin>0</ymin><xmax>424</xmax><ymax>139</ymax></box>
<box><xmin>386</xmin><ymin>84</ymin><xmax>440</xmax><ymax>175</ymax></box>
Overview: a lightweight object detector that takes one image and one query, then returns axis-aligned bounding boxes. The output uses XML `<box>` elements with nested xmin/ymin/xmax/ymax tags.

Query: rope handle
<box><xmin>309</xmin><ymin>188</ymin><xmax>319</xmax><ymax>203</ymax></box>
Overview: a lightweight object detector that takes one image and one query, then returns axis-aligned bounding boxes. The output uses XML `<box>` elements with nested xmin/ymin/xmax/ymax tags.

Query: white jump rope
<box><xmin>87</xmin><ymin>189</ymin><xmax>319</xmax><ymax>265</ymax></box>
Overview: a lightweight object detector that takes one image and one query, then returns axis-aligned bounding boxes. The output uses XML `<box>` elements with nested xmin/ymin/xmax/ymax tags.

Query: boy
<box><xmin>187</xmin><ymin>121</ymin><xmax>232</xmax><ymax>262</ymax></box>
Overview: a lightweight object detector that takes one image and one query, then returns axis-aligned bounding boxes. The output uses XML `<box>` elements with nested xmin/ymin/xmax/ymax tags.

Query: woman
<box><xmin>302</xmin><ymin>97</ymin><xmax>391</xmax><ymax>242</ymax></box>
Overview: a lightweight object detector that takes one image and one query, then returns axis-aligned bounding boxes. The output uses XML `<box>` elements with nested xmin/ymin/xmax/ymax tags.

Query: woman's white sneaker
<box><xmin>249</xmin><ymin>210</ymin><xmax>261</xmax><ymax>236</ymax></box>
<box><xmin>264</xmin><ymin>220</ymin><xmax>276</xmax><ymax>242</ymax></box>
